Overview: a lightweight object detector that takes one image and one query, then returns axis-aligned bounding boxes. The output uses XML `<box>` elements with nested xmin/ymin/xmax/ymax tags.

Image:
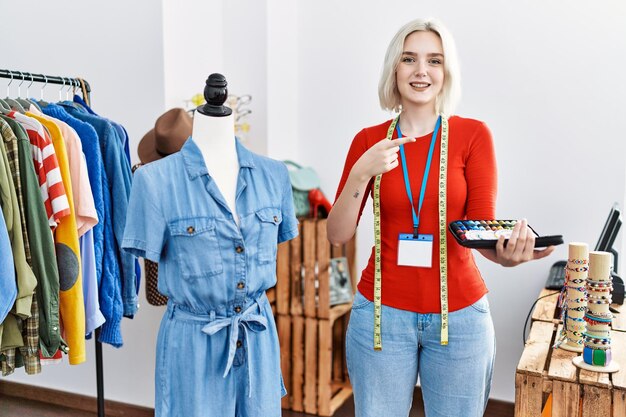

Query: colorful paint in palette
<box><xmin>448</xmin><ymin>219</ymin><xmax>563</xmax><ymax>249</ymax></box>
<box><xmin>449</xmin><ymin>220</ymin><xmax>529</xmax><ymax>241</ymax></box>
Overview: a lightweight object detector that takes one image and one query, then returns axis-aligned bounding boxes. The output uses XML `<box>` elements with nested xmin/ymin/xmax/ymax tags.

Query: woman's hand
<box><xmin>476</xmin><ymin>219</ymin><xmax>555</xmax><ymax>267</ymax></box>
<box><xmin>349</xmin><ymin>136</ymin><xmax>416</xmax><ymax>182</ymax></box>
<box><xmin>327</xmin><ymin>136</ymin><xmax>415</xmax><ymax>245</ymax></box>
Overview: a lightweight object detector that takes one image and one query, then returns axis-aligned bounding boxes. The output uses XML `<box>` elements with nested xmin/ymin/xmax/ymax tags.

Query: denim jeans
<box><xmin>346</xmin><ymin>290</ymin><xmax>496</xmax><ymax>417</ymax></box>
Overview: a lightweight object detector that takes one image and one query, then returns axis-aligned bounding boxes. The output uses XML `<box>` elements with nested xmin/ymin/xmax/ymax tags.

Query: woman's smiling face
<box><xmin>396</xmin><ymin>30</ymin><xmax>445</xmax><ymax>111</ymax></box>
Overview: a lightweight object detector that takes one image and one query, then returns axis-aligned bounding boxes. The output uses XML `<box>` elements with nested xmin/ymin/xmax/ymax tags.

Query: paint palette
<box><xmin>448</xmin><ymin>220</ymin><xmax>563</xmax><ymax>249</ymax></box>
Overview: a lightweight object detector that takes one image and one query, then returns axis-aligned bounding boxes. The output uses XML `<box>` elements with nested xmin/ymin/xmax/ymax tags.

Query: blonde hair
<box><xmin>378</xmin><ymin>18</ymin><xmax>461</xmax><ymax>116</ymax></box>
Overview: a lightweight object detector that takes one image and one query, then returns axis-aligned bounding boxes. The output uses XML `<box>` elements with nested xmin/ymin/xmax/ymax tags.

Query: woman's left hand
<box><xmin>476</xmin><ymin>219</ymin><xmax>555</xmax><ymax>267</ymax></box>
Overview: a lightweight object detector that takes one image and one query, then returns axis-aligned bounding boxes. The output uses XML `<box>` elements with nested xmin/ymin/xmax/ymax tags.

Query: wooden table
<box><xmin>515</xmin><ymin>289</ymin><xmax>626</xmax><ymax>416</ymax></box>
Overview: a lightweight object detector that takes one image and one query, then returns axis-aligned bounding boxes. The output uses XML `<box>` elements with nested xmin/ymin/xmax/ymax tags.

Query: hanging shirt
<box><xmin>0</xmin><ymin>115</ymin><xmax>63</xmax><ymax>359</ymax></box>
<box><xmin>59</xmin><ymin>103</ymin><xmax>136</xmax><ymax>318</ymax></box>
<box><xmin>26</xmin><ymin>112</ymin><xmax>86</xmax><ymax>365</ymax></box>
<box><xmin>0</xmin><ymin>119</ymin><xmax>37</xmax><ymax>318</ymax></box>
<box><xmin>71</xmin><ymin>96</ymin><xmax>140</xmax><ymax>300</ymax></box>
<box><xmin>81</xmin><ymin>228</ymin><xmax>106</xmax><ymax>335</ymax></box>
<box><xmin>6</xmin><ymin>111</ymin><xmax>69</xmax><ymax>227</ymax></box>
<box><xmin>73</xmin><ymin>95</ymin><xmax>132</xmax><ymax>164</ymax></box>
<box><xmin>122</xmin><ymin>138</ymin><xmax>298</xmax><ymax>416</ymax></box>
<box><xmin>28</xmin><ymin>107</ymin><xmax>98</xmax><ymax>236</ymax></box>
<box><xmin>40</xmin><ymin>102</ymin><xmax>123</xmax><ymax>347</ymax></box>
<box><xmin>0</xmin><ymin>117</ymin><xmax>40</xmax><ymax>375</ymax></box>
<box><xmin>0</xmin><ymin>120</ymin><xmax>37</xmax><ymax>362</ymax></box>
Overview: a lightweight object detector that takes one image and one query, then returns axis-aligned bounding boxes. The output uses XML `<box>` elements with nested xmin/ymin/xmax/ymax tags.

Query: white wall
<box><xmin>0</xmin><ymin>0</ymin><xmax>166</xmax><ymax>407</ymax></box>
<box><xmin>266</xmin><ymin>0</ymin><xmax>299</xmax><ymax>161</ymax></box>
<box><xmin>162</xmin><ymin>0</ymin><xmax>224</xmax><ymax>110</ymax></box>
<box><xmin>296</xmin><ymin>0</ymin><xmax>626</xmax><ymax>401</ymax></box>
<box><xmin>2</xmin><ymin>0</ymin><xmax>626</xmax><ymax>408</ymax></box>
<box><xmin>223</xmin><ymin>0</ymin><xmax>268</xmax><ymax>155</ymax></box>
<box><xmin>162</xmin><ymin>0</ymin><xmax>268</xmax><ymax>154</ymax></box>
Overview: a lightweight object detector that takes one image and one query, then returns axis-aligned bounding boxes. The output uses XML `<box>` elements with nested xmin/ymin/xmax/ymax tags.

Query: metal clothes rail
<box><xmin>0</xmin><ymin>69</ymin><xmax>105</xmax><ymax>417</ymax></box>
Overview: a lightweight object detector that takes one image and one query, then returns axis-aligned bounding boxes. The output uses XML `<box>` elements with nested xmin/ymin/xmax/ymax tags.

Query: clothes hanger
<box><xmin>5</xmin><ymin>71</ymin><xmax>27</xmax><ymax>113</ymax></box>
<box><xmin>59</xmin><ymin>77</ymin><xmax>81</xmax><ymax>109</ymax></box>
<box><xmin>38</xmin><ymin>74</ymin><xmax>50</xmax><ymax>107</ymax></box>
<box><xmin>0</xmin><ymin>72</ymin><xmax>12</xmax><ymax>113</ymax></box>
<box><xmin>25</xmin><ymin>73</ymin><xmax>42</xmax><ymax>112</ymax></box>
<box><xmin>17</xmin><ymin>73</ymin><xmax>40</xmax><ymax>111</ymax></box>
<box><xmin>59</xmin><ymin>77</ymin><xmax>67</xmax><ymax>103</ymax></box>
<box><xmin>65</xmin><ymin>78</ymin><xmax>72</xmax><ymax>101</ymax></box>
<box><xmin>71</xmin><ymin>79</ymin><xmax>84</xmax><ymax>108</ymax></box>
<box><xmin>16</xmin><ymin>71</ymin><xmax>36</xmax><ymax>111</ymax></box>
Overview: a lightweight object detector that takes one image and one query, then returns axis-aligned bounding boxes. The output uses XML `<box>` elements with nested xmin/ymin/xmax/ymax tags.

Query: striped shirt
<box><xmin>7</xmin><ymin>111</ymin><xmax>70</xmax><ymax>227</ymax></box>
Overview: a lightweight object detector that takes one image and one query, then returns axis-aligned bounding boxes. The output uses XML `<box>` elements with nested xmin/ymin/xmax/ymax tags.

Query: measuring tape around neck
<box><xmin>372</xmin><ymin>115</ymin><xmax>449</xmax><ymax>350</ymax></box>
<box><xmin>438</xmin><ymin>116</ymin><xmax>449</xmax><ymax>345</ymax></box>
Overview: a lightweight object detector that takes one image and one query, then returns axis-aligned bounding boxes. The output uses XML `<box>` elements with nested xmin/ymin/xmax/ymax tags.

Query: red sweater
<box><xmin>335</xmin><ymin>116</ymin><xmax>497</xmax><ymax>313</ymax></box>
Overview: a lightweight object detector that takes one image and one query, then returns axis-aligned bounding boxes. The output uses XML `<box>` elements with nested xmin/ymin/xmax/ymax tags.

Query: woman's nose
<box><xmin>414</xmin><ymin>62</ymin><xmax>427</xmax><ymax>77</ymax></box>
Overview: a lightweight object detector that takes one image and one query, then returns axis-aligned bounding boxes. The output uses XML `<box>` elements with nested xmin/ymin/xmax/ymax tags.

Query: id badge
<box><xmin>397</xmin><ymin>234</ymin><xmax>433</xmax><ymax>267</ymax></box>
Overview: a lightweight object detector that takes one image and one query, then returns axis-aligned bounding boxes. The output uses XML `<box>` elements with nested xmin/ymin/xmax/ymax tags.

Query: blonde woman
<box><xmin>327</xmin><ymin>18</ymin><xmax>554</xmax><ymax>417</ymax></box>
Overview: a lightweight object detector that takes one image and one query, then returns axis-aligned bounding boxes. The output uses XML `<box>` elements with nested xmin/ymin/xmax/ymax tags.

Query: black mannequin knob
<box><xmin>197</xmin><ymin>73</ymin><xmax>233</xmax><ymax>117</ymax></box>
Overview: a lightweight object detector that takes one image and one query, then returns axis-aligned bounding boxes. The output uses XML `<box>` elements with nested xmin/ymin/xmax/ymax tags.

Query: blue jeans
<box><xmin>346</xmin><ymin>291</ymin><xmax>496</xmax><ymax>417</ymax></box>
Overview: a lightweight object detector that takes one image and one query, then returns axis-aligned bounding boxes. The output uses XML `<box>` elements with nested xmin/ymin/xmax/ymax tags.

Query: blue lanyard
<box><xmin>397</xmin><ymin>116</ymin><xmax>441</xmax><ymax>237</ymax></box>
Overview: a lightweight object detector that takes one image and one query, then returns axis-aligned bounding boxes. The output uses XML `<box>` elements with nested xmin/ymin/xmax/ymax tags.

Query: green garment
<box><xmin>0</xmin><ymin>118</ymin><xmax>36</xmax><ymax>351</ymax></box>
<box><xmin>0</xmin><ymin>115</ymin><xmax>62</xmax><ymax>358</ymax></box>
<box><xmin>0</xmin><ymin>116</ymin><xmax>41</xmax><ymax>374</ymax></box>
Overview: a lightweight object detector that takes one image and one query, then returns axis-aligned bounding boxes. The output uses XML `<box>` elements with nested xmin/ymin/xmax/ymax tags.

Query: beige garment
<box><xmin>28</xmin><ymin>106</ymin><xmax>98</xmax><ymax>237</ymax></box>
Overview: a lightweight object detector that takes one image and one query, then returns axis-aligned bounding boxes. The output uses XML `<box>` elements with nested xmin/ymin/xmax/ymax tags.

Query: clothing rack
<box><xmin>0</xmin><ymin>69</ymin><xmax>104</xmax><ymax>417</ymax></box>
<box><xmin>0</xmin><ymin>69</ymin><xmax>91</xmax><ymax>96</ymax></box>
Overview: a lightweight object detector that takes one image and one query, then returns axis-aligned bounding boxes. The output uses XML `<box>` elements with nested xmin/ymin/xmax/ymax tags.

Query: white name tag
<box><xmin>397</xmin><ymin>234</ymin><xmax>433</xmax><ymax>267</ymax></box>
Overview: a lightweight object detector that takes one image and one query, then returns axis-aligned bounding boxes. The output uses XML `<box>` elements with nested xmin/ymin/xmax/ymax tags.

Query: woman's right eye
<box><xmin>401</xmin><ymin>56</ymin><xmax>415</xmax><ymax>63</ymax></box>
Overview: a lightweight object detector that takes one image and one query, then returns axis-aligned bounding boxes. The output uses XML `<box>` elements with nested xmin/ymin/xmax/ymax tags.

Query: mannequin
<box><xmin>193</xmin><ymin>73</ymin><xmax>239</xmax><ymax>222</ymax></box>
<box><xmin>124</xmin><ymin>72</ymin><xmax>299</xmax><ymax>417</ymax></box>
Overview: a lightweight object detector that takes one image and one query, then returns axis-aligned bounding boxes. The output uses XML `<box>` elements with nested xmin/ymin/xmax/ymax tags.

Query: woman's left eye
<box><xmin>429</xmin><ymin>59</ymin><xmax>442</xmax><ymax>65</ymax></box>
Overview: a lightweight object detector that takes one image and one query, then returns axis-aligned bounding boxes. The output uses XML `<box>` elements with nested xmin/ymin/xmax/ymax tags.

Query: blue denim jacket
<box><xmin>74</xmin><ymin>95</ymin><xmax>132</xmax><ymax>164</ymax></box>
<box><xmin>59</xmin><ymin>103</ymin><xmax>137</xmax><ymax>318</ymax></box>
<box><xmin>122</xmin><ymin>138</ymin><xmax>298</xmax><ymax>415</ymax></box>
<box><xmin>71</xmin><ymin>96</ymin><xmax>140</xmax><ymax>305</ymax></box>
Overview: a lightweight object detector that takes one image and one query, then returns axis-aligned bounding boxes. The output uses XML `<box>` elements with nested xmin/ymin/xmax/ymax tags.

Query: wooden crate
<box><xmin>515</xmin><ymin>289</ymin><xmax>626</xmax><ymax>416</ymax></box>
<box><xmin>273</xmin><ymin>218</ymin><xmax>356</xmax><ymax>416</ymax></box>
<box><xmin>275</xmin><ymin>219</ymin><xmax>356</xmax><ymax>319</ymax></box>
<box><xmin>277</xmin><ymin>305</ymin><xmax>352</xmax><ymax>416</ymax></box>
<box><xmin>316</xmin><ymin>305</ymin><xmax>353</xmax><ymax>416</ymax></box>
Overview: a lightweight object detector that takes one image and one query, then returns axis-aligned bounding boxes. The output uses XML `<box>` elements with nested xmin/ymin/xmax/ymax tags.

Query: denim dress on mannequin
<box><xmin>123</xmin><ymin>136</ymin><xmax>298</xmax><ymax>417</ymax></box>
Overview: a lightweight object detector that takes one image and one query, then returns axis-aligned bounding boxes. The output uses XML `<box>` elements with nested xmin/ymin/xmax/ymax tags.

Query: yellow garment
<box><xmin>27</xmin><ymin>112</ymin><xmax>85</xmax><ymax>365</ymax></box>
